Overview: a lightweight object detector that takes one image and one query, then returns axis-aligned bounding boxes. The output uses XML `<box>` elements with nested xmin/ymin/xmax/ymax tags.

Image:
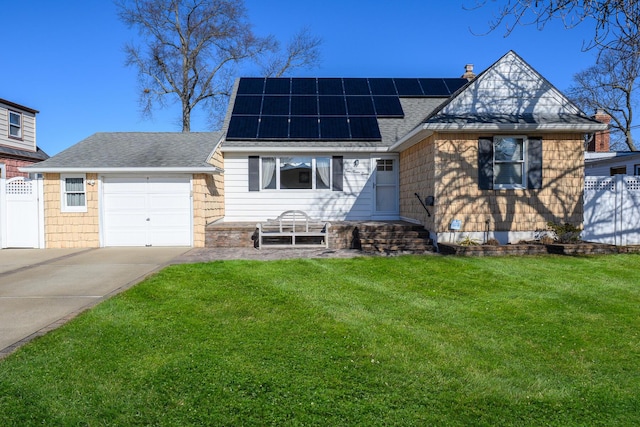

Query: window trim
<box><xmin>61</xmin><ymin>174</ymin><xmax>87</xmax><ymax>213</ymax></box>
<box><xmin>493</xmin><ymin>135</ymin><xmax>527</xmax><ymax>190</ymax></box>
<box><xmin>259</xmin><ymin>155</ymin><xmax>333</xmax><ymax>191</ymax></box>
<box><xmin>8</xmin><ymin>110</ymin><xmax>22</xmax><ymax>139</ymax></box>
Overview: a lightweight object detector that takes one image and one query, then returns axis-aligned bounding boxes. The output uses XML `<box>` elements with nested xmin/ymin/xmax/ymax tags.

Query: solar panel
<box><xmin>318</xmin><ymin>78</ymin><xmax>344</xmax><ymax>95</ymax></box>
<box><xmin>227</xmin><ymin>116</ymin><xmax>259</xmax><ymax>139</ymax></box>
<box><xmin>258</xmin><ymin>116</ymin><xmax>289</xmax><ymax>139</ymax></box>
<box><xmin>290</xmin><ymin>96</ymin><xmax>318</xmax><ymax>116</ymax></box>
<box><xmin>319</xmin><ymin>117</ymin><xmax>350</xmax><ymax>139</ymax></box>
<box><xmin>349</xmin><ymin>117</ymin><xmax>381</xmax><ymax>139</ymax></box>
<box><xmin>394</xmin><ymin>78</ymin><xmax>423</xmax><ymax>96</ymax></box>
<box><xmin>319</xmin><ymin>96</ymin><xmax>347</xmax><ymax>116</ymax></box>
<box><xmin>264</xmin><ymin>78</ymin><xmax>290</xmax><ymax>94</ymax></box>
<box><xmin>290</xmin><ymin>117</ymin><xmax>319</xmax><ymax>139</ymax></box>
<box><xmin>232</xmin><ymin>95</ymin><xmax>262</xmax><ymax>115</ymax></box>
<box><xmin>291</xmin><ymin>78</ymin><xmax>317</xmax><ymax>95</ymax></box>
<box><xmin>419</xmin><ymin>79</ymin><xmax>449</xmax><ymax>96</ymax></box>
<box><xmin>237</xmin><ymin>78</ymin><xmax>264</xmax><ymax>95</ymax></box>
<box><xmin>443</xmin><ymin>78</ymin><xmax>467</xmax><ymax>93</ymax></box>
<box><xmin>261</xmin><ymin>96</ymin><xmax>290</xmax><ymax>115</ymax></box>
<box><xmin>368</xmin><ymin>78</ymin><xmax>397</xmax><ymax>95</ymax></box>
<box><xmin>346</xmin><ymin>96</ymin><xmax>375</xmax><ymax>116</ymax></box>
<box><xmin>343</xmin><ymin>78</ymin><xmax>371</xmax><ymax>95</ymax></box>
<box><xmin>373</xmin><ymin>96</ymin><xmax>403</xmax><ymax>117</ymax></box>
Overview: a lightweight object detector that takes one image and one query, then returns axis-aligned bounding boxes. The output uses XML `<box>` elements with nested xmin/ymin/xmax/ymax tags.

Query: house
<box><xmin>0</xmin><ymin>98</ymin><xmax>49</xmax><ymax>178</ymax></box>
<box><xmin>584</xmin><ymin>110</ymin><xmax>640</xmax><ymax>176</ymax></box>
<box><xmin>24</xmin><ymin>50</ymin><xmax>607</xmax><ymax>249</ymax></box>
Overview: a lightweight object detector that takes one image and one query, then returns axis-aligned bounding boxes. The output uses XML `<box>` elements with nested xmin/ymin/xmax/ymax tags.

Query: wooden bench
<box><xmin>256</xmin><ymin>210</ymin><xmax>330</xmax><ymax>249</ymax></box>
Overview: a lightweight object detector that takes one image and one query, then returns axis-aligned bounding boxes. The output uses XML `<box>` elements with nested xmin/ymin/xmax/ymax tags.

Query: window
<box><xmin>478</xmin><ymin>136</ymin><xmax>542</xmax><ymax>190</ymax></box>
<box><xmin>61</xmin><ymin>174</ymin><xmax>87</xmax><ymax>212</ymax></box>
<box><xmin>610</xmin><ymin>166</ymin><xmax>627</xmax><ymax>176</ymax></box>
<box><xmin>635</xmin><ymin>164</ymin><xmax>640</xmax><ymax>175</ymax></box>
<box><xmin>249</xmin><ymin>156</ymin><xmax>342</xmax><ymax>191</ymax></box>
<box><xmin>8</xmin><ymin>111</ymin><xmax>22</xmax><ymax>139</ymax></box>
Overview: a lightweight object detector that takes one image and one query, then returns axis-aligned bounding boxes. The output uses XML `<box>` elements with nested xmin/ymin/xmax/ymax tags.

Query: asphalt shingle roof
<box><xmin>28</xmin><ymin>132</ymin><xmax>221</xmax><ymax>169</ymax></box>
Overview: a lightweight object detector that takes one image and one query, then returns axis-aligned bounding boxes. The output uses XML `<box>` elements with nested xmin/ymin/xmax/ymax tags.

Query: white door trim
<box><xmin>371</xmin><ymin>154</ymin><xmax>399</xmax><ymax>219</ymax></box>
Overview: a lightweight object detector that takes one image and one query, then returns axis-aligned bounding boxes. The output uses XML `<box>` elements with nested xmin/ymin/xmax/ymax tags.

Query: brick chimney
<box><xmin>462</xmin><ymin>64</ymin><xmax>475</xmax><ymax>81</ymax></box>
<box><xmin>588</xmin><ymin>109</ymin><xmax>611</xmax><ymax>152</ymax></box>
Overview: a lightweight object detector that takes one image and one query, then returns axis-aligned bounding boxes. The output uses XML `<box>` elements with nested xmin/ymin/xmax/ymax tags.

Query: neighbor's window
<box><xmin>635</xmin><ymin>164</ymin><xmax>640</xmax><ymax>175</ymax></box>
<box><xmin>61</xmin><ymin>174</ymin><xmax>87</xmax><ymax>212</ymax></box>
<box><xmin>610</xmin><ymin>166</ymin><xmax>627</xmax><ymax>176</ymax></box>
<box><xmin>261</xmin><ymin>156</ymin><xmax>331</xmax><ymax>190</ymax></box>
<box><xmin>494</xmin><ymin>136</ymin><xmax>525</xmax><ymax>188</ymax></box>
<box><xmin>8</xmin><ymin>111</ymin><xmax>22</xmax><ymax>139</ymax></box>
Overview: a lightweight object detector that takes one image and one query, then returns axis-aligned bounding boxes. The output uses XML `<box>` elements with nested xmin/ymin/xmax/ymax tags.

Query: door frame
<box><xmin>99</xmin><ymin>174</ymin><xmax>194</xmax><ymax>247</ymax></box>
<box><xmin>370</xmin><ymin>154</ymin><xmax>399</xmax><ymax>219</ymax></box>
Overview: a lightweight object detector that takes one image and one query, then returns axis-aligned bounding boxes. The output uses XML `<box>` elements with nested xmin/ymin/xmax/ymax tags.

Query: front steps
<box><xmin>206</xmin><ymin>220</ymin><xmax>435</xmax><ymax>254</ymax></box>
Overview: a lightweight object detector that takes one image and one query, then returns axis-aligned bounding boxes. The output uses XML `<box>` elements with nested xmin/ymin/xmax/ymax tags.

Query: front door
<box><xmin>372</xmin><ymin>156</ymin><xmax>399</xmax><ymax>218</ymax></box>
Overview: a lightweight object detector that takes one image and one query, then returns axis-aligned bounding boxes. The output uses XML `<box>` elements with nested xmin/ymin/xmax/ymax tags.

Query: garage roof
<box><xmin>23</xmin><ymin>132</ymin><xmax>222</xmax><ymax>173</ymax></box>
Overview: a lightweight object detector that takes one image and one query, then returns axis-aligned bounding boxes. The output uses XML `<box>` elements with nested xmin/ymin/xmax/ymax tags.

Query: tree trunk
<box><xmin>182</xmin><ymin>103</ymin><xmax>191</xmax><ymax>133</ymax></box>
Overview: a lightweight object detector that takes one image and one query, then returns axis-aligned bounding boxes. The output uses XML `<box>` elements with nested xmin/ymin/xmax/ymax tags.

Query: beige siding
<box><xmin>43</xmin><ymin>173</ymin><xmax>100</xmax><ymax>248</ymax></box>
<box><xmin>399</xmin><ymin>133</ymin><xmax>584</xmax><ymax>242</ymax></box>
<box><xmin>0</xmin><ymin>105</ymin><xmax>37</xmax><ymax>152</ymax></box>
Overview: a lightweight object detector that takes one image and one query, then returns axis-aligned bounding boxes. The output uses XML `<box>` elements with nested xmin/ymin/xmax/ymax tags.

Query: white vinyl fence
<box><xmin>583</xmin><ymin>176</ymin><xmax>640</xmax><ymax>246</ymax></box>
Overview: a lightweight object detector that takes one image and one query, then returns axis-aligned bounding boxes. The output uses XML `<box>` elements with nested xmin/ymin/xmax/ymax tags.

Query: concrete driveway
<box><xmin>0</xmin><ymin>247</ymin><xmax>188</xmax><ymax>358</ymax></box>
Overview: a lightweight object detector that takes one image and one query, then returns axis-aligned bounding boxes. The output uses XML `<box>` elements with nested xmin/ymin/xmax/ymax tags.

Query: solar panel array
<box><xmin>227</xmin><ymin>77</ymin><xmax>467</xmax><ymax>141</ymax></box>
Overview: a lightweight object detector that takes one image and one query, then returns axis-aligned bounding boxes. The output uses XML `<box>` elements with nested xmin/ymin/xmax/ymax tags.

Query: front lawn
<box><xmin>1</xmin><ymin>255</ymin><xmax>639</xmax><ymax>426</ymax></box>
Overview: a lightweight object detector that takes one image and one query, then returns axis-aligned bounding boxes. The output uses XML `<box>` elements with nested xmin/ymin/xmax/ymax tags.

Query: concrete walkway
<box><xmin>0</xmin><ymin>247</ymin><xmax>188</xmax><ymax>358</ymax></box>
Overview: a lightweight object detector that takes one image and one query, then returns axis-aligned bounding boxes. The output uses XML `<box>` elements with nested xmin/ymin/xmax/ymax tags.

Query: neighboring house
<box><xmin>25</xmin><ymin>133</ymin><xmax>223</xmax><ymax>248</ymax></box>
<box><xmin>584</xmin><ymin>111</ymin><xmax>640</xmax><ymax>176</ymax></box>
<box><xmin>24</xmin><ymin>50</ymin><xmax>607</xmax><ymax>248</ymax></box>
<box><xmin>0</xmin><ymin>98</ymin><xmax>49</xmax><ymax>178</ymax></box>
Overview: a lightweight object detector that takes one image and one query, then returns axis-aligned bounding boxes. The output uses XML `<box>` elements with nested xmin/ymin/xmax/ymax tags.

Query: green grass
<box><xmin>1</xmin><ymin>255</ymin><xmax>640</xmax><ymax>426</ymax></box>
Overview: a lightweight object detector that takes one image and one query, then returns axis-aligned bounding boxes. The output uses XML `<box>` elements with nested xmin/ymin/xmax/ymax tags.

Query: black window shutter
<box><xmin>332</xmin><ymin>156</ymin><xmax>343</xmax><ymax>191</ymax></box>
<box><xmin>527</xmin><ymin>137</ymin><xmax>543</xmax><ymax>189</ymax></box>
<box><xmin>248</xmin><ymin>156</ymin><xmax>260</xmax><ymax>191</ymax></box>
<box><xmin>478</xmin><ymin>138</ymin><xmax>494</xmax><ymax>190</ymax></box>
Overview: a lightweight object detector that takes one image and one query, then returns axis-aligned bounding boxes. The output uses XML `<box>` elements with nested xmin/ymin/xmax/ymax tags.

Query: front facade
<box><xmin>0</xmin><ymin>98</ymin><xmax>49</xmax><ymax>178</ymax></box>
<box><xmin>220</xmin><ymin>51</ymin><xmax>606</xmax><ymax>245</ymax></box>
<box><xmin>24</xmin><ymin>51</ymin><xmax>607</xmax><ymax>249</ymax></box>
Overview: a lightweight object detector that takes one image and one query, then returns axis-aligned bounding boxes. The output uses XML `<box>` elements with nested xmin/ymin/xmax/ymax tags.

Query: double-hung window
<box><xmin>250</xmin><ymin>156</ymin><xmax>341</xmax><ymax>191</ymax></box>
<box><xmin>61</xmin><ymin>174</ymin><xmax>87</xmax><ymax>212</ymax></box>
<box><xmin>478</xmin><ymin>136</ymin><xmax>542</xmax><ymax>190</ymax></box>
<box><xmin>8</xmin><ymin>111</ymin><xmax>22</xmax><ymax>139</ymax></box>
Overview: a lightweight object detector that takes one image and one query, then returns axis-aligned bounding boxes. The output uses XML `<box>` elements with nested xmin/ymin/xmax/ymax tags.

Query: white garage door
<box><xmin>103</xmin><ymin>176</ymin><xmax>192</xmax><ymax>247</ymax></box>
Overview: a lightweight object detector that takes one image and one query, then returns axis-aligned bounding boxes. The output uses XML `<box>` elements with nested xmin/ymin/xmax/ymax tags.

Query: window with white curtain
<box><xmin>494</xmin><ymin>136</ymin><xmax>526</xmax><ymax>188</ymax></box>
<box><xmin>61</xmin><ymin>174</ymin><xmax>87</xmax><ymax>212</ymax></box>
<box><xmin>261</xmin><ymin>156</ymin><xmax>331</xmax><ymax>190</ymax></box>
<box><xmin>8</xmin><ymin>111</ymin><xmax>22</xmax><ymax>138</ymax></box>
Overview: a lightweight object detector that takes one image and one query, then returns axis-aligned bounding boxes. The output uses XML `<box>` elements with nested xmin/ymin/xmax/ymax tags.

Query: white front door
<box><xmin>372</xmin><ymin>156</ymin><xmax>399</xmax><ymax>218</ymax></box>
<box><xmin>102</xmin><ymin>176</ymin><xmax>192</xmax><ymax>247</ymax></box>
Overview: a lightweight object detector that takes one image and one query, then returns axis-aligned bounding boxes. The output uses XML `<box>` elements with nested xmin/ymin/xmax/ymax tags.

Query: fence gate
<box><xmin>5</xmin><ymin>177</ymin><xmax>41</xmax><ymax>248</ymax></box>
<box><xmin>583</xmin><ymin>176</ymin><xmax>640</xmax><ymax>246</ymax></box>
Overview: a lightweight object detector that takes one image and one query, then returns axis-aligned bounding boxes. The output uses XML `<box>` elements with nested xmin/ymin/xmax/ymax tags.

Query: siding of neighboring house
<box><xmin>585</xmin><ymin>154</ymin><xmax>640</xmax><ymax>176</ymax></box>
<box><xmin>43</xmin><ymin>173</ymin><xmax>100</xmax><ymax>248</ymax></box>
<box><xmin>0</xmin><ymin>105</ymin><xmax>37</xmax><ymax>152</ymax></box>
<box><xmin>399</xmin><ymin>133</ymin><xmax>585</xmax><ymax>243</ymax></box>
<box><xmin>223</xmin><ymin>153</ymin><xmax>374</xmax><ymax>221</ymax></box>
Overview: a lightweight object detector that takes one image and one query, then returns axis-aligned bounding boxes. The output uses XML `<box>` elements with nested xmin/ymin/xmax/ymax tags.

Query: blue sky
<box><xmin>2</xmin><ymin>0</ymin><xmax>597</xmax><ymax>155</ymax></box>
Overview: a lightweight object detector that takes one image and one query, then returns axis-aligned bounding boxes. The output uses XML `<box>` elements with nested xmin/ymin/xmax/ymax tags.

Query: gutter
<box><xmin>19</xmin><ymin>166</ymin><xmax>223</xmax><ymax>174</ymax></box>
<box><xmin>221</xmin><ymin>146</ymin><xmax>390</xmax><ymax>154</ymax></box>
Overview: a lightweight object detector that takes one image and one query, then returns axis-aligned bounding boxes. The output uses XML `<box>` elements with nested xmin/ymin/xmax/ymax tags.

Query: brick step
<box><xmin>361</xmin><ymin>243</ymin><xmax>435</xmax><ymax>253</ymax></box>
<box><xmin>360</xmin><ymin>232</ymin><xmax>430</xmax><ymax>240</ymax></box>
<box><xmin>357</xmin><ymin>225</ymin><xmax>426</xmax><ymax>233</ymax></box>
<box><xmin>360</xmin><ymin>237</ymin><xmax>432</xmax><ymax>245</ymax></box>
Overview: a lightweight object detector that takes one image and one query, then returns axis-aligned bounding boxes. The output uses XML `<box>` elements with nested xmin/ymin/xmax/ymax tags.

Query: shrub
<box><xmin>546</xmin><ymin>221</ymin><xmax>582</xmax><ymax>243</ymax></box>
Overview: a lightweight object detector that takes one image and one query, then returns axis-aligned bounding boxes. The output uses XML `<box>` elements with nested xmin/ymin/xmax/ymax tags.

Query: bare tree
<box><xmin>116</xmin><ymin>0</ymin><xmax>322</xmax><ymax>132</ymax></box>
<box><xmin>569</xmin><ymin>49</ymin><xmax>639</xmax><ymax>151</ymax></box>
<box><xmin>465</xmin><ymin>0</ymin><xmax>640</xmax><ymax>55</ymax></box>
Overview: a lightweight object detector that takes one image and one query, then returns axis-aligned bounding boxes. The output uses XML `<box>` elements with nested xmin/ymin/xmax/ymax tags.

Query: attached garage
<box><xmin>102</xmin><ymin>175</ymin><xmax>192</xmax><ymax>247</ymax></box>
<box><xmin>22</xmin><ymin>132</ymin><xmax>223</xmax><ymax>248</ymax></box>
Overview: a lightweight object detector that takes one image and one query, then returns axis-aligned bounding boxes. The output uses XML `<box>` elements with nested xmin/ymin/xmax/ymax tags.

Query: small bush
<box><xmin>485</xmin><ymin>238</ymin><xmax>501</xmax><ymax>246</ymax></box>
<box><xmin>458</xmin><ymin>235</ymin><xmax>480</xmax><ymax>246</ymax></box>
<box><xmin>546</xmin><ymin>221</ymin><xmax>582</xmax><ymax>243</ymax></box>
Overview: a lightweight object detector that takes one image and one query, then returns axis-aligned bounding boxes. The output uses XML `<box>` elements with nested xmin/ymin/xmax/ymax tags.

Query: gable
<box><xmin>439</xmin><ymin>51</ymin><xmax>580</xmax><ymax>117</ymax></box>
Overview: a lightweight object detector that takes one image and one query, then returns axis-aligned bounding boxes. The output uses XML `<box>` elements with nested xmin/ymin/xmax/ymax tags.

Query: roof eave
<box><xmin>422</xmin><ymin>123</ymin><xmax>608</xmax><ymax>132</ymax></box>
<box><xmin>20</xmin><ymin>166</ymin><xmax>223</xmax><ymax>174</ymax></box>
<box><xmin>221</xmin><ymin>144</ymin><xmax>390</xmax><ymax>153</ymax></box>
